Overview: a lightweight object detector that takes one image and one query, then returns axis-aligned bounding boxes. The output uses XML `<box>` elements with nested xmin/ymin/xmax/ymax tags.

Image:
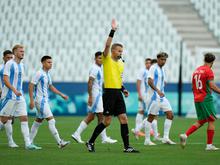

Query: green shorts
<box><xmin>195</xmin><ymin>101</ymin><xmax>217</xmax><ymax>121</ymax></box>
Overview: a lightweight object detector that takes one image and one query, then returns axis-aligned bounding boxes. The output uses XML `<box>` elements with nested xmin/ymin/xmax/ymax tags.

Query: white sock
<box><xmin>151</xmin><ymin>120</ymin><xmax>158</xmax><ymax>138</ymax></box>
<box><xmin>21</xmin><ymin>121</ymin><xmax>31</xmax><ymax>146</ymax></box>
<box><xmin>163</xmin><ymin>119</ymin><xmax>172</xmax><ymax>139</ymax></box>
<box><xmin>48</xmin><ymin>119</ymin><xmax>61</xmax><ymax>144</ymax></box>
<box><xmin>0</xmin><ymin>121</ymin><xmax>4</xmax><ymax>130</ymax></box>
<box><xmin>30</xmin><ymin>121</ymin><xmax>42</xmax><ymax>144</ymax></box>
<box><xmin>4</xmin><ymin>120</ymin><xmax>14</xmax><ymax>144</ymax></box>
<box><xmin>100</xmin><ymin>128</ymin><xmax>108</xmax><ymax>140</ymax></box>
<box><xmin>144</xmin><ymin>120</ymin><xmax>151</xmax><ymax>142</ymax></box>
<box><xmin>74</xmin><ymin>120</ymin><xmax>88</xmax><ymax>135</ymax></box>
<box><xmin>135</xmin><ymin>113</ymin><xmax>144</xmax><ymax>132</ymax></box>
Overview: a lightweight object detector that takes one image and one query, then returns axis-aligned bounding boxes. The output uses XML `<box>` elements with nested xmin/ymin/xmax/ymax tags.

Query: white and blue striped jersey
<box><xmin>89</xmin><ymin>64</ymin><xmax>103</xmax><ymax>97</ymax></box>
<box><xmin>1</xmin><ymin>59</ymin><xmax>25</xmax><ymax>101</ymax></box>
<box><xmin>137</xmin><ymin>68</ymin><xmax>149</xmax><ymax>96</ymax></box>
<box><xmin>0</xmin><ymin>64</ymin><xmax>4</xmax><ymax>91</ymax></box>
<box><xmin>147</xmin><ymin>63</ymin><xmax>166</xmax><ymax>101</ymax></box>
<box><xmin>31</xmin><ymin>68</ymin><xmax>52</xmax><ymax>103</ymax></box>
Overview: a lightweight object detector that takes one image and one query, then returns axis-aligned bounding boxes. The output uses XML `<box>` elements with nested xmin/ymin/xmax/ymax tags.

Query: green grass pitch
<box><xmin>0</xmin><ymin>116</ymin><xmax>220</xmax><ymax>165</ymax></box>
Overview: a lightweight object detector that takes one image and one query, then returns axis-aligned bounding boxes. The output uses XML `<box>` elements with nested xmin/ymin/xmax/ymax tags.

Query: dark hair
<box><xmin>3</xmin><ymin>50</ymin><xmax>13</xmax><ymax>57</ymax></box>
<box><xmin>41</xmin><ymin>55</ymin><xmax>52</xmax><ymax>62</ymax></box>
<box><xmin>157</xmin><ymin>52</ymin><xmax>168</xmax><ymax>59</ymax></box>
<box><xmin>95</xmin><ymin>51</ymin><xmax>102</xmax><ymax>58</ymax></box>
<box><xmin>151</xmin><ymin>59</ymin><xmax>157</xmax><ymax>64</ymax></box>
<box><xmin>204</xmin><ymin>53</ymin><xmax>215</xmax><ymax>63</ymax></box>
<box><xmin>111</xmin><ymin>43</ymin><xmax>123</xmax><ymax>51</ymax></box>
<box><xmin>145</xmin><ymin>58</ymin><xmax>151</xmax><ymax>62</ymax></box>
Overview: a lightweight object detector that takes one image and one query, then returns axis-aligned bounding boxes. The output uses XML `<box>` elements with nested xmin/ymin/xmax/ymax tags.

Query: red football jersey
<box><xmin>192</xmin><ymin>65</ymin><xmax>214</xmax><ymax>102</ymax></box>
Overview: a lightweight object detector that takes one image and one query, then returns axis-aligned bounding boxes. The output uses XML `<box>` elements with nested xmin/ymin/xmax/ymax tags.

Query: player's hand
<box><xmin>14</xmin><ymin>90</ymin><xmax>22</xmax><ymax>96</ymax></box>
<box><xmin>111</xmin><ymin>19</ymin><xmax>118</xmax><ymax>30</ymax></box>
<box><xmin>29</xmin><ymin>100</ymin><xmax>35</xmax><ymax>110</ymax></box>
<box><xmin>61</xmin><ymin>93</ymin><xmax>68</xmax><ymax>100</ymax></box>
<box><xmin>88</xmin><ymin>96</ymin><xmax>93</xmax><ymax>106</ymax></box>
<box><xmin>123</xmin><ymin>90</ymin><xmax>129</xmax><ymax>97</ymax></box>
<box><xmin>157</xmin><ymin>90</ymin><xmax>165</xmax><ymax>97</ymax></box>
<box><xmin>138</xmin><ymin>95</ymin><xmax>143</xmax><ymax>101</ymax></box>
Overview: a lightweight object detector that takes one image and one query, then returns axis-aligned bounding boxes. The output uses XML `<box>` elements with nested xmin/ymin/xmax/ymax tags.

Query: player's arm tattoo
<box><xmin>88</xmin><ymin>77</ymin><xmax>95</xmax><ymax>96</ymax></box>
<box><xmin>148</xmin><ymin>77</ymin><xmax>159</xmax><ymax>92</ymax></box>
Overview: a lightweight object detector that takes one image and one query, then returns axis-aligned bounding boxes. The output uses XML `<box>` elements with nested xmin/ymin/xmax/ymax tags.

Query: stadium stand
<box><xmin>0</xmin><ymin>0</ymin><xmax>219</xmax><ymax>82</ymax></box>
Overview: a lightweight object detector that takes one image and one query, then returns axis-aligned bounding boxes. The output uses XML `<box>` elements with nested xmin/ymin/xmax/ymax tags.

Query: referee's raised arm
<box><xmin>103</xmin><ymin>19</ymin><xmax>118</xmax><ymax>57</ymax></box>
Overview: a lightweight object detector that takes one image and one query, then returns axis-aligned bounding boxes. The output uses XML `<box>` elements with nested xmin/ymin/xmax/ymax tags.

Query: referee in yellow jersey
<box><xmin>86</xmin><ymin>19</ymin><xmax>139</xmax><ymax>153</ymax></box>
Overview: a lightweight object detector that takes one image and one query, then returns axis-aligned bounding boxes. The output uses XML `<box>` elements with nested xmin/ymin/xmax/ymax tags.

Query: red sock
<box><xmin>207</xmin><ymin>130</ymin><xmax>214</xmax><ymax>144</ymax></box>
<box><xmin>185</xmin><ymin>125</ymin><xmax>198</xmax><ymax>136</ymax></box>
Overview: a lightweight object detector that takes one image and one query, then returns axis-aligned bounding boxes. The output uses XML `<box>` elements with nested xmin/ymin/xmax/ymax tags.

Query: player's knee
<box><xmin>104</xmin><ymin>120</ymin><xmax>111</xmax><ymax>127</ymax></box>
<box><xmin>166</xmin><ymin>112</ymin><xmax>173</xmax><ymax>120</ymax></box>
<box><xmin>88</xmin><ymin>115</ymin><xmax>95</xmax><ymax>122</ymax></box>
<box><xmin>36</xmin><ymin>118</ymin><xmax>43</xmax><ymax>123</ymax></box>
<box><xmin>138</xmin><ymin>110</ymin><xmax>144</xmax><ymax>115</ymax></box>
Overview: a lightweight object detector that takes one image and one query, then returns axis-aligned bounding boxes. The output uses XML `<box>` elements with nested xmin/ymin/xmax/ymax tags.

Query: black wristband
<box><xmin>109</xmin><ymin>29</ymin><xmax>115</xmax><ymax>38</ymax></box>
<box><xmin>121</xmin><ymin>85</ymin><xmax>126</xmax><ymax>92</ymax></box>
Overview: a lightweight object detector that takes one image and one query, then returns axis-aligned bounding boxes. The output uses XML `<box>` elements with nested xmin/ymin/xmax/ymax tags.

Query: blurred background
<box><xmin>1</xmin><ymin>0</ymin><xmax>220</xmax><ymax>116</ymax></box>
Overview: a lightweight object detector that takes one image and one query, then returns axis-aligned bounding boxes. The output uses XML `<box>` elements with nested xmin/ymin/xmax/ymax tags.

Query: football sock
<box><xmin>75</xmin><ymin>120</ymin><xmax>87</xmax><ymax>135</ymax></box>
<box><xmin>152</xmin><ymin>119</ymin><xmax>158</xmax><ymax>138</ymax></box>
<box><xmin>30</xmin><ymin>121</ymin><xmax>42</xmax><ymax>143</ymax></box>
<box><xmin>4</xmin><ymin>120</ymin><xmax>14</xmax><ymax>144</ymax></box>
<box><xmin>135</xmin><ymin>113</ymin><xmax>144</xmax><ymax>132</ymax></box>
<box><xmin>145</xmin><ymin>120</ymin><xmax>151</xmax><ymax>141</ymax></box>
<box><xmin>185</xmin><ymin>125</ymin><xmax>198</xmax><ymax>137</ymax></box>
<box><xmin>207</xmin><ymin>130</ymin><xmax>214</xmax><ymax>144</ymax></box>
<box><xmin>21</xmin><ymin>121</ymin><xmax>31</xmax><ymax>146</ymax></box>
<box><xmin>121</xmin><ymin>124</ymin><xmax>129</xmax><ymax>149</ymax></box>
<box><xmin>163</xmin><ymin>119</ymin><xmax>172</xmax><ymax>139</ymax></box>
<box><xmin>100</xmin><ymin>128</ymin><xmax>108</xmax><ymax>140</ymax></box>
<box><xmin>48</xmin><ymin>119</ymin><xmax>61</xmax><ymax>144</ymax></box>
<box><xmin>89</xmin><ymin>122</ymin><xmax>106</xmax><ymax>143</ymax></box>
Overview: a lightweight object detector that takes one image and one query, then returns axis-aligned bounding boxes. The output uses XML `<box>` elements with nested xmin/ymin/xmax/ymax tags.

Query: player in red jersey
<box><xmin>180</xmin><ymin>53</ymin><xmax>220</xmax><ymax>151</ymax></box>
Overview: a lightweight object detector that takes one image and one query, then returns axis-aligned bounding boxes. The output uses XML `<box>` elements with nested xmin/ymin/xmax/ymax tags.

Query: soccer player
<box><xmin>0</xmin><ymin>50</ymin><xmax>14</xmax><ymax>142</ymax></box>
<box><xmin>71</xmin><ymin>52</ymin><xmax>117</xmax><ymax>144</ymax></box>
<box><xmin>85</xmin><ymin>19</ymin><xmax>139</xmax><ymax>153</ymax></box>
<box><xmin>0</xmin><ymin>44</ymin><xmax>41</xmax><ymax>150</ymax></box>
<box><xmin>29</xmin><ymin>55</ymin><xmax>70</xmax><ymax>149</ymax></box>
<box><xmin>144</xmin><ymin>52</ymin><xmax>175</xmax><ymax>145</ymax></box>
<box><xmin>180</xmin><ymin>53</ymin><xmax>220</xmax><ymax>151</ymax></box>
<box><xmin>132</xmin><ymin>58</ymin><xmax>159</xmax><ymax>139</ymax></box>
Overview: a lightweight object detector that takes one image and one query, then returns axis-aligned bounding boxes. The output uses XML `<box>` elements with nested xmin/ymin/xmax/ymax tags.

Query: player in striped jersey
<box><xmin>29</xmin><ymin>55</ymin><xmax>70</xmax><ymax>149</ymax></box>
<box><xmin>71</xmin><ymin>52</ymin><xmax>117</xmax><ymax>144</ymax></box>
<box><xmin>0</xmin><ymin>45</ymin><xmax>41</xmax><ymax>150</ymax></box>
<box><xmin>144</xmin><ymin>52</ymin><xmax>175</xmax><ymax>145</ymax></box>
<box><xmin>0</xmin><ymin>50</ymin><xmax>14</xmax><ymax>145</ymax></box>
<box><xmin>132</xmin><ymin>58</ymin><xmax>160</xmax><ymax>140</ymax></box>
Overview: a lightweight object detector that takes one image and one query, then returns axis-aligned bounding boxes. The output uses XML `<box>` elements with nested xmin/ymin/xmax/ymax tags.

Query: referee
<box><xmin>86</xmin><ymin>19</ymin><xmax>139</xmax><ymax>153</ymax></box>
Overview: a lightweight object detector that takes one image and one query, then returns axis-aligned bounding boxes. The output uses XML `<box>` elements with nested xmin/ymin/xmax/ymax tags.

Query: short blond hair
<box><xmin>12</xmin><ymin>44</ymin><xmax>24</xmax><ymax>54</ymax></box>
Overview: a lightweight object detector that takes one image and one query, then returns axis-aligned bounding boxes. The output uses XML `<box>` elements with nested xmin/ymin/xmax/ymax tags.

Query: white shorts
<box><xmin>35</xmin><ymin>101</ymin><xmax>53</xmax><ymax>119</ymax></box>
<box><xmin>146</xmin><ymin>97</ymin><xmax>172</xmax><ymax>115</ymax></box>
<box><xmin>87</xmin><ymin>95</ymin><xmax>103</xmax><ymax>114</ymax></box>
<box><xmin>0</xmin><ymin>99</ymin><xmax>27</xmax><ymax>117</ymax></box>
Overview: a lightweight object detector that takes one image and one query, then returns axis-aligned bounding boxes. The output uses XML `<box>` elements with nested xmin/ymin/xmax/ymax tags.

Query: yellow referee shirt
<box><xmin>102</xmin><ymin>53</ymin><xmax>124</xmax><ymax>89</ymax></box>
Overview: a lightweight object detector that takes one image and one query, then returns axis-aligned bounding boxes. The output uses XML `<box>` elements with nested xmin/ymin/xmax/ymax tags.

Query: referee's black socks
<box><xmin>121</xmin><ymin>124</ymin><xmax>129</xmax><ymax>149</ymax></box>
<box><xmin>89</xmin><ymin>122</ymin><xmax>106</xmax><ymax>143</ymax></box>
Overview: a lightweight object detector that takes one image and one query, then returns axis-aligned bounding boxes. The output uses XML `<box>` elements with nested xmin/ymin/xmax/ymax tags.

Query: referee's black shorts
<box><xmin>102</xmin><ymin>88</ymin><xmax>126</xmax><ymax>116</ymax></box>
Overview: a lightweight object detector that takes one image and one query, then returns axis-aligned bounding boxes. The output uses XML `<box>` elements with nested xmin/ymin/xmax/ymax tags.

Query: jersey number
<box><xmin>194</xmin><ymin>74</ymin><xmax>203</xmax><ymax>90</ymax></box>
